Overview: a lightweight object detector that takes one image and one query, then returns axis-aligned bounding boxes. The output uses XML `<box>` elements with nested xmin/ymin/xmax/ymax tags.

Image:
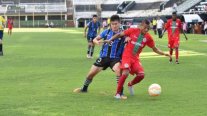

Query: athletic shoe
<box><xmin>0</xmin><ymin>52</ymin><xmax>3</xmax><ymax>56</ymax></box>
<box><xmin>114</xmin><ymin>93</ymin><xmax>127</xmax><ymax>100</ymax></box>
<box><xmin>86</xmin><ymin>54</ymin><xmax>90</xmax><ymax>58</ymax></box>
<box><xmin>176</xmin><ymin>61</ymin><xmax>180</xmax><ymax>64</ymax></box>
<box><xmin>73</xmin><ymin>88</ymin><xmax>87</xmax><ymax>93</ymax></box>
<box><xmin>128</xmin><ymin>82</ymin><xmax>134</xmax><ymax>95</ymax></box>
<box><xmin>120</xmin><ymin>95</ymin><xmax>127</xmax><ymax>100</ymax></box>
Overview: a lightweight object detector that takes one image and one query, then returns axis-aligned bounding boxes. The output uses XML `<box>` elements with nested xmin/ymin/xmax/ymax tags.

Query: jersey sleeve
<box><xmin>146</xmin><ymin>34</ymin><xmax>155</xmax><ymax>48</ymax></box>
<box><xmin>124</xmin><ymin>28</ymin><xmax>134</xmax><ymax>36</ymax></box>
<box><xmin>165</xmin><ymin>20</ymin><xmax>170</xmax><ymax>30</ymax></box>
<box><xmin>87</xmin><ymin>22</ymin><xmax>91</xmax><ymax>27</ymax></box>
<box><xmin>99</xmin><ymin>29</ymin><xmax>108</xmax><ymax>39</ymax></box>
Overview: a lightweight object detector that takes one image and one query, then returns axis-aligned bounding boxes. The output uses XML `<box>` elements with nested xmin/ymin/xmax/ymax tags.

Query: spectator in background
<box><xmin>156</xmin><ymin>16</ymin><xmax>164</xmax><ymax>38</ymax></box>
<box><xmin>183</xmin><ymin>22</ymin><xmax>187</xmax><ymax>33</ymax></box>
<box><xmin>102</xmin><ymin>20</ymin><xmax>107</xmax><ymax>30</ymax></box>
<box><xmin>152</xmin><ymin>18</ymin><xmax>157</xmax><ymax>35</ymax></box>
<box><xmin>204</xmin><ymin>21</ymin><xmax>207</xmax><ymax>35</ymax></box>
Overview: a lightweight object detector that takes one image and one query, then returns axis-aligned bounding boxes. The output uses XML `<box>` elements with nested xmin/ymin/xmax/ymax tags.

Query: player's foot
<box><xmin>73</xmin><ymin>88</ymin><xmax>87</xmax><ymax>93</ymax></box>
<box><xmin>175</xmin><ymin>60</ymin><xmax>179</xmax><ymax>64</ymax></box>
<box><xmin>128</xmin><ymin>82</ymin><xmax>134</xmax><ymax>95</ymax></box>
<box><xmin>114</xmin><ymin>93</ymin><xmax>127</xmax><ymax>100</ymax></box>
<box><xmin>169</xmin><ymin>57</ymin><xmax>172</xmax><ymax>63</ymax></box>
<box><xmin>86</xmin><ymin>54</ymin><xmax>90</xmax><ymax>58</ymax></box>
<box><xmin>0</xmin><ymin>52</ymin><xmax>3</xmax><ymax>56</ymax></box>
<box><xmin>121</xmin><ymin>95</ymin><xmax>128</xmax><ymax>100</ymax></box>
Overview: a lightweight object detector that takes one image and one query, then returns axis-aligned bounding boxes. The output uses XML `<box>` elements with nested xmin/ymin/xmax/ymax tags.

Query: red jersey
<box><xmin>7</xmin><ymin>19</ymin><xmax>13</xmax><ymax>28</ymax></box>
<box><xmin>123</xmin><ymin>28</ymin><xmax>155</xmax><ymax>59</ymax></box>
<box><xmin>165</xmin><ymin>19</ymin><xmax>182</xmax><ymax>40</ymax></box>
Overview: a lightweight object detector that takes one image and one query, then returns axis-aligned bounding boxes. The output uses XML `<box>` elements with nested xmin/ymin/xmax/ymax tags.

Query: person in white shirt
<box><xmin>204</xmin><ymin>21</ymin><xmax>207</xmax><ymax>35</ymax></box>
<box><xmin>156</xmin><ymin>16</ymin><xmax>164</xmax><ymax>38</ymax></box>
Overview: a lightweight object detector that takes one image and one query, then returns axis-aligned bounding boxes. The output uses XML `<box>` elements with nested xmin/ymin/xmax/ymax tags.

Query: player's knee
<box><xmin>122</xmin><ymin>70</ymin><xmax>129</xmax><ymax>76</ymax></box>
<box><xmin>137</xmin><ymin>73</ymin><xmax>145</xmax><ymax>78</ymax></box>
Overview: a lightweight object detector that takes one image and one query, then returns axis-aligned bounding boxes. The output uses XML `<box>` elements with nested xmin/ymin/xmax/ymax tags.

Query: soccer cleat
<box><xmin>114</xmin><ymin>94</ymin><xmax>127</xmax><ymax>100</ymax></box>
<box><xmin>0</xmin><ymin>52</ymin><xmax>3</xmax><ymax>56</ymax></box>
<box><xmin>86</xmin><ymin>54</ymin><xmax>90</xmax><ymax>58</ymax></box>
<box><xmin>128</xmin><ymin>82</ymin><xmax>134</xmax><ymax>95</ymax></box>
<box><xmin>175</xmin><ymin>61</ymin><xmax>180</xmax><ymax>64</ymax></box>
<box><xmin>120</xmin><ymin>95</ymin><xmax>128</xmax><ymax>100</ymax></box>
<box><xmin>73</xmin><ymin>88</ymin><xmax>87</xmax><ymax>93</ymax></box>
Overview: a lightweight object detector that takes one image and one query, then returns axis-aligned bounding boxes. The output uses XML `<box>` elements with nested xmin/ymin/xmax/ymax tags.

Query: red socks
<box><xmin>175</xmin><ymin>48</ymin><xmax>179</xmax><ymax>61</ymax></box>
<box><xmin>116</xmin><ymin>74</ymin><xmax>128</xmax><ymax>94</ymax></box>
<box><xmin>128</xmin><ymin>74</ymin><xmax>144</xmax><ymax>86</ymax></box>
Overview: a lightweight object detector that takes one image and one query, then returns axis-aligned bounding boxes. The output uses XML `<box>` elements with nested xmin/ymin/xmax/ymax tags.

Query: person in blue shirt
<box><xmin>84</xmin><ymin>14</ymin><xmax>101</xmax><ymax>59</ymax></box>
<box><xmin>74</xmin><ymin>15</ymin><xmax>127</xmax><ymax>99</ymax></box>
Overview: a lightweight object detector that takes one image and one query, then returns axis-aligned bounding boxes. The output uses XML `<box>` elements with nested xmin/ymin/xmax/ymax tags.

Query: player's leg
<box><xmin>168</xmin><ymin>40</ymin><xmax>174</xmax><ymax>63</ymax></box>
<box><xmin>128</xmin><ymin>60</ymin><xmax>145</xmax><ymax>95</ymax></box>
<box><xmin>73</xmin><ymin>65</ymin><xmax>103</xmax><ymax>93</ymax></box>
<box><xmin>175</xmin><ymin>47</ymin><xmax>179</xmax><ymax>64</ymax></box>
<box><xmin>0</xmin><ymin>30</ymin><xmax>3</xmax><ymax>56</ymax></box>
<box><xmin>111</xmin><ymin>60</ymin><xmax>125</xmax><ymax>99</ymax></box>
<box><xmin>158</xmin><ymin>28</ymin><xmax>162</xmax><ymax>38</ymax></box>
<box><xmin>87</xmin><ymin>37</ymin><xmax>92</xmax><ymax>58</ymax></box>
<box><xmin>115</xmin><ymin>69</ymin><xmax>129</xmax><ymax>99</ymax></box>
<box><xmin>169</xmin><ymin>48</ymin><xmax>173</xmax><ymax>62</ymax></box>
<box><xmin>10</xmin><ymin>28</ymin><xmax>12</xmax><ymax>35</ymax></box>
<box><xmin>90</xmin><ymin>40</ymin><xmax>95</xmax><ymax>58</ymax></box>
<box><xmin>174</xmin><ymin>40</ymin><xmax>180</xmax><ymax>64</ymax></box>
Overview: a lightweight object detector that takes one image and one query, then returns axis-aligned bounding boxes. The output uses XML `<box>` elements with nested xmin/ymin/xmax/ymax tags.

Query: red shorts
<box><xmin>8</xmin><ymin>26</ymin><xmax>13</xmax><ymax>30</ymax></box>
<box><xmin>168</xmin><ymin>38</ymin><xmax>179</xmax><ymax>49</ymax></box>
<box><xmin>120</xmin><ymin>56</ymin><xmax>144</xmax><ymax>75</ymax></box>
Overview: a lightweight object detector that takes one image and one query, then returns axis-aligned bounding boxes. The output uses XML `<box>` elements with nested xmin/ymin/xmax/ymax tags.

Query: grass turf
<box><xmin>0</xmin><ymin>28</ymin><xmax>207</xmax><ymax>116</ymax></box>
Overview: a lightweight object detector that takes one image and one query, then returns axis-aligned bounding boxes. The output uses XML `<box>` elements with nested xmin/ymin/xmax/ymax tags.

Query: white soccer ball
<box><xmin>148</xmin><ymin>83</ymin><xmax>161</xmax><ymax>96</ymax></box>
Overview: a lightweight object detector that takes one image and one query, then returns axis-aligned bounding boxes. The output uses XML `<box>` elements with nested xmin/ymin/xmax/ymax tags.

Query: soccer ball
<box><xmin>148</xmin><ymin>83</ymin><xmax>161</xmax><ymax>96</ymax></box>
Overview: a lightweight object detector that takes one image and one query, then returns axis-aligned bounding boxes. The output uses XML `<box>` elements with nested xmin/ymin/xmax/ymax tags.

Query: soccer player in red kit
<box><xmin>165</xmin><ymin>12</ymin><xmax>186</xmax><ymax>64</ymax></box>
<box><xmin>7</xmin><ymin>18</ymin><xmax>13</xmax><ymax>36</ymax></box>
<box><xmin>105</xmin><ymin>19</ymin><xmax>171</xmax><ymax>99</ymax></box>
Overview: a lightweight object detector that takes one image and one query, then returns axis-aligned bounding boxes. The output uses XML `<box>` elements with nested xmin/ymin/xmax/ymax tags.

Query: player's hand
<box><xmin>104</xmin><ymin>40</ymin><xmax>112</xmax><ymax>44</ymax></box>
<box><xmin>125</xmin><ymin>37</ymin><xmax>131</xmax><ymax>43</ymax></box>
<box><xmin>96</xmin><ymin>40</ymin><xmax>103</xmax><ymax>46</ymax></box>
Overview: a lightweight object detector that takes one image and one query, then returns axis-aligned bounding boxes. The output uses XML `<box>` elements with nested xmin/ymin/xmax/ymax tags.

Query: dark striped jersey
<box><xmin>99</xmin><ymin>29</ymin><xmax>125</xmax><ymax>59</ymax></box>
<box><xmin>87</xmin><ymin>21</ymin><xmax>100</xmax><ymax>38</ymax></box>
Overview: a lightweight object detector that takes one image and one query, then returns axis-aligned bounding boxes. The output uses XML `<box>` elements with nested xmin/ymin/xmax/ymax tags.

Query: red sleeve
<box><xmin>165</xmin><ymin>20</ymin><xmax>170</xmax><ymax>30</ymax></box>
<box><xmin>124</xmin><ymin>28</ymin><xmax>134</xmax><ymax>36</ymax></box>
<box><xmin>146</xmin><ymin>33</ymin><xmax>155</xmax><ymax>48</ymax></box>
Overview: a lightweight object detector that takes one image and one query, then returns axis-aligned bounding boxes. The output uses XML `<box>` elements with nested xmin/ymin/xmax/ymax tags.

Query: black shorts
<box><xmin>87</xmin><ymin>36</ymin><xmax>96</xmax><ymax>42</ymax></box>
<box><xmin>153</xmin><ymin>25</ymin><xmax>156</xmax><ymax>30</ymax></box>
<box><xmin>94</xmin><ymin>57</ymin><xmax>121</xmax><ymax>70</ymax></box>
<box><xmin>0</xmin><ymin>30</ymin><xmax>3</xmax><ymax>40</ymax></box>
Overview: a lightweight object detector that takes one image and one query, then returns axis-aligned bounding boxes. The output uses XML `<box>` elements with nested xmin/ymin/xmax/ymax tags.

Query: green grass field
<box><xmin>0</xmin><ymin>28</ymin><xmax>207</xmax><ymax>116</ymax></box>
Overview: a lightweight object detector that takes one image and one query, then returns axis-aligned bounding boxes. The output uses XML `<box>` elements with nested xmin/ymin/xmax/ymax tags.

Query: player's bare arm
<box><xmin>152</xmin><ymin>46</ymin><xmax>172</xmax><ymax>59</ymax></box>
<box><xmin>84</xmin><ymin>26</ymin><xmax>88</xmax><ymax>38</ymax></box>
<box><xmin>93</xmin><ymin>35</ymin><xmax>103</xmax><ymax>46</ymax></box>
<box><xmin>104</xmin><ymin>32</ymin><xmax>125</xmax><ymax>44</ymax></box>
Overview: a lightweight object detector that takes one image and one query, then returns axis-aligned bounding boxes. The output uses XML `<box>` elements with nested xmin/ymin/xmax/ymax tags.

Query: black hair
<box><xmin>143</xmin><ymin>19</ymin><xmax>150</xmax><ymax>25</ymax></box>
<box><xmin>92</xmin><ymin>14</ymin><xmax>98</xmax><ymax>17</ymax></box>
<box><xmin>172</xmin><ymin>11</ymin><xmax>177</xmax><ymax>15</ymax></box>
<box><xmin>110</xmin><ymin>15</ymin><xmax>120</xmax><ymax>22</ymax></box>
